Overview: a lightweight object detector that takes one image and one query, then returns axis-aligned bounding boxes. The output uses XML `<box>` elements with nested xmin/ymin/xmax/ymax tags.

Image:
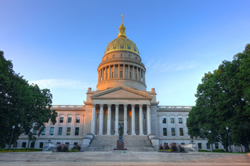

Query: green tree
<box><xmin>0</xmin><ymin>51</ymin><xmax>57</xmax><ymax>148</ymax></box>
<box><xmin>187</xmin><ymin>44</ymin><xmax>250</xmax><ymax>152</ymax></box>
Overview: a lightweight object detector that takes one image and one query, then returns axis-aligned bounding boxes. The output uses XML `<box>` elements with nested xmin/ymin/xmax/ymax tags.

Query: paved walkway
<box><xmin>0</xmin><ymin>151</ymin><xmax>249</xmax><ymax>166</ymax></box>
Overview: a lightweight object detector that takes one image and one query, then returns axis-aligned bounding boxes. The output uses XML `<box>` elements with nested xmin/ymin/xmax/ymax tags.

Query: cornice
<box><xmin>96</xmin><ymin>78</ymin><xmax>146</xmax><ymax>87</ymax></box>
<box><xmin>97</xmin><ymin>58</ymin><xmax>146</xmax><ymax>71</ymax></box>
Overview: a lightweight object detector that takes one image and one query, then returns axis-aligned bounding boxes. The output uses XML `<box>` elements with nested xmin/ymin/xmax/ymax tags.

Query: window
<box><xmin>171</xmin><ymin>128</ymin><xmax>175</xmax><ymax>136</ymax></box>
<box><xmin>198</xmin><ymin>143</ymin><xmax>202</xmax><ymax>149</ymax></box>
<box><xmin>39</xmin><ymin>142</ymin><xmax>44</xmax><ymax>148</ymax></box>
<box><xmin>135</xmin><ymin>69</ymin><xmax>137</xmax><ymax>79</ymax></box>
<box><xmin>206</xmin><ymin>143</ymin><xmax>210</xmax><ymax>149</ymax></box>
<box><xmin>75</xmin><ymin>127</ymin><xmax>79</xmax><ymax>135</ymax></box>
<box><xmin>31</xmin><ymin>142</ymin><xmax>35</xmax><ymax>148</ymax></box>
<box><xmin>130</xmin><ymin>71</ymin><xmax>132</xmax><ymax>78</ymax></box>
<box><xmin>41</xmin><ymin>127</ymin><xmax>46</xmax><ymax>135</ymax></box>
<box><xmin>60</xmin><ymin>117</ymin><xmax>64</xmax><ymax>123</ymax></box>
<box><xmin>68</xmin><ymin>117</ymin><xmax>72</xmax><ymax>123</ymax></box>
<box><xmin>215</xmin><ymin>143</ymin><xmax>219</xmax><ymax>149</ymax></box>
<box><xmin>181</xmin><ymin>143</ymin><xmax>185</xmax><ymax>145</ymax></box>
<box><xmin>120</xmin><ymin>54</ymin><xmax>122</xmax><ymax>58</ymax></box>
<box><xmin>163</xmin><ymin>128</ymin><xmax>167</xmax><ymax>136</ymax></box>
<box><xmin>58</xmin><ymin>127</ymin><xmax>62</xmax><ymax>135</ymax></box>
<box><xmin>50</xmin><ymin>127</ymin><xmax>54</xmax><ymax>135</ymax></box>
<box><xmin>179</xmin><ymin>128</ymin><xmax>184</xmax><ymax>136</ymax></box>
<box><xmin>76</xmin><ymin>117</ymin><xmax>80</xmax><ymax>123</ymax></box>
<box><xmin>162</xmin><ymin>118</ymin><xmax>166</xmax><ymax>124</ymax></box>
<box><xmin>74</xmin><ymin>142</ymin><xmax>78</xmax><ymax>145</ymax></box>
<box><xmin>65</xmin><ymin>142</ymin><xmax>69</xmax><ymax>147</ymax></box>
<box><xmin>57</xmin><ymin>142</ymin><xmax>61</xmax><ymax>145</ymax></box>
<box><xmin>22</xmin><ymin>142</ymin><xmax>26</xmax><ymax>148</ymax></box>
<box><xmin>113</xmin><ymin>55</ymin><xmax>115</xmax><ymax>58</ymax></box>
<box><xmin>67</xmin><ymin>127</ymin><xmax>71</xmax><ymax>135</ymax></box>
<box><xmin>178</xmin><ymin>118</ymin><xmax>182</xmax><ymax>124</ymax></box>
<box><xmin>171</xmin><ymin>118</ymin><xmax>175</xmax><ymax>123</ymax></box>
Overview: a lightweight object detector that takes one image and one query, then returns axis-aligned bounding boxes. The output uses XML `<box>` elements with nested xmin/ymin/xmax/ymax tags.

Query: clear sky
<box><xmin>1</xmin><ymin>0</ymin><xmax>250</xmax><ymax>106</ymax></box>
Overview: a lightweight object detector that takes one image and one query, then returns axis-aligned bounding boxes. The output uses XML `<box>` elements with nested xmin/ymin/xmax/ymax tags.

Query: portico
<box><xmin>89</xmin><ymin>86</ymin><xmax>152</xmax><ymax>136</ymax></box>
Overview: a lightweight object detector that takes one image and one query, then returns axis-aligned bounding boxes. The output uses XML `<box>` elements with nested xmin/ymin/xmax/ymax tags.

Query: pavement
<box><xmin>0</xmin><ymin>151</ymin><xmax>250</xmax><ymax>166</ymax></box>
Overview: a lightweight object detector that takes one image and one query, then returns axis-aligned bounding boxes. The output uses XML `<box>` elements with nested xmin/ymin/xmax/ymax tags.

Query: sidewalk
<box><xmin>0</xmin><ymin>151</ymin><xmax>249</xmax><ymax>166</ymax></box>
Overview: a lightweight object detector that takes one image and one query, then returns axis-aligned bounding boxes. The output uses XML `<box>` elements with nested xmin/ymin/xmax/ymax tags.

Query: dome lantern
<box><xmin>117</xmin><ymin>15</ymin><xmax>127</xmax><ymax>38</ymax></box>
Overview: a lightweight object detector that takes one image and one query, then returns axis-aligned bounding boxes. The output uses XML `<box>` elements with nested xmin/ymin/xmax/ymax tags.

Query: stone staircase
<box><xmin>83</xmin><ymin>135</ymin><xmax>155</xmax><ymax>151</ymax></box>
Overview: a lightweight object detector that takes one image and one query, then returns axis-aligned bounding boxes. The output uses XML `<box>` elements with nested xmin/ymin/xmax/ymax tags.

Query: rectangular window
<box><xmin>162</xmin><ymin>118</ymin><xmax>166</xmax><ymax>124</ymax></box>
<box><xmin>50</xmin><ymin>127</ymin><xmax>54</xmax><ymax>135</ymax></box>
<box><xmin>39</xmin><ymin>142</ymin><xmax>44</xmax><ymax>148</ymax></box>
<box><xmin>31</xmin><ymin>142</ymin><xmax>35</xmax><ymax>148</ymax></box>
<box><xmin>120</xmin><ymin>71</ymin><xmax>123</xmax><ymax>78</ymax></box>
<box><xmin>68</xmin><ymin>117</ymin><xmax>72</xmax><ymax>123</ymax></box>
<box><xmin>181</xmin><ymin>143</ymin><xmax>185</xmax><ymax>145</ymax></box>
<box><xmin>76</xmin><ymin>117</ymin><xmax>80</xmax><ymax>123</ymax></box>
<box><xmin>41</xmin><ymin>127</ymin><xmax>46</xmax><ymax>135</ymax></box>
<box><xmin>22</xmin><ymin>142</ymin><xmax>26</xmax><ymax>148</ymax></box>
<box><xmin>57</xmin><ymin>142</ymin><xmax>61</xmax><ymax>145</ymax></box>
<box><xmin>215</xmin><ymin>143</ymin><xmax>219</xmax><ymax>149</ymax></box>
<box><xmin>67</xmin><ymin>127</ymin><xmax>71</xmax><ymax>135</ymax></box>
<box><xmin>163</xmin><ymin>128</ymin><xmax>167</xmax><ymax>136</ymax></box>
<box><xmin>75</xmin><ymin>127</ymin><xmax>79</xmax><ymax>135</ymax></box>
<box><xmin>60</xmin><ymin>117</ymin><xmax>64</xmax><ymax>123</ymax></box>
<box><xmin>206</xmin><ymin>143</ymin><xmax>210</xmax><ymax>149</ymax></box>
<box><xmin>198</xmin><ymin>143</ymin><xmax>202</xmax><ymax>149</ymax></box>
<box><xmin>65</xmin><ymin>142</ymin><xmax>69</xmax><ymax>147</ymax></box>
<box><xmin>179</xmin><ymin>128</ymin><xmax>184</xmax><ymax>136</ymax></box>
<box><xmin>58</xmin><ymin>127</ymin><xmax>63</xmax><ymax>135</ymax></box>
<box><xmin>130</xmin><ymin>72</ymin><xmax>132</xmax><ymax>78</ymax></box>
<box><xmin>178</xmin><ymin>118</ymin><xmax>182</xmax><ymax>124</ymax></box>
<box><xmin>171</xmin><ymin>128</ymin><xmax>175</xmax><ymax>136</ymax></box>
<box><xmin>171</xmin><ymin>118</ymin><xmax>175</xmax><ymax>124</ymax></box>
<box><xmin>74</xmin><ymin>142</ymin><xmax>78</xmax><ymax>145</ymax></box>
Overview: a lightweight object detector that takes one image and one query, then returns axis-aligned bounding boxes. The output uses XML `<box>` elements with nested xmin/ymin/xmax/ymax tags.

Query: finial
<box><xmin>117</xmin><ymin>15</ymin><xmax>126</xmax><ymax>38</ymax></box>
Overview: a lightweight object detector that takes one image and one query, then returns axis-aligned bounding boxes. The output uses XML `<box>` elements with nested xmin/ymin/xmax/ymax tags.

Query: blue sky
<box><xmin>1</xmin><ymin>0</ymin><xmax>250</xmax><ymax>106</ymax></box>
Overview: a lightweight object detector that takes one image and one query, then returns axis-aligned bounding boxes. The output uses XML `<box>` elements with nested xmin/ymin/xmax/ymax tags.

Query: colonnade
<box><xmin>98</xmin><ymin>64</ymin><xmax>145</xmax><ymax>83</ymax></box>
<box><xmin>91</xmin><ymin>104</ymin><xmax>151</xmax><ymax>136</ymax></box>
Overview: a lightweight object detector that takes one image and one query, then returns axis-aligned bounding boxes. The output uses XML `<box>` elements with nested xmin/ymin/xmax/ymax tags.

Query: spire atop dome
<box><xmin>117</xmin><ymin>14</ymin><xmax>127</xmax><ymax>38</ymax></box>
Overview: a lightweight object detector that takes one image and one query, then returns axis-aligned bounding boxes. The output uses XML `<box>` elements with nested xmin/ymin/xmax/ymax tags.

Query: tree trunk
<box><xmin>244</xmin><ymin>143</ymin><xmax>250</xmax><ymax>152</ymax></box>
<box><xmin>27</xmin><ymin>140</ymin><xmax>30</xmax><ymax>150</ymax></box>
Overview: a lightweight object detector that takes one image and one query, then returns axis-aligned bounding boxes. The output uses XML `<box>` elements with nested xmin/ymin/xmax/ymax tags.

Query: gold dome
<box><xmin>104</xmin><ymin>15</ymin><xmax>140</xmax><ymax>56</ymax></box>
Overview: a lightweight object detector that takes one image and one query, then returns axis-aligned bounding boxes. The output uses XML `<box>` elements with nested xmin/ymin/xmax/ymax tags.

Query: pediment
<box><xmin>91</xmin><ymin>86</ymin><xmax>152</xmax><ymax>100</ymax></box>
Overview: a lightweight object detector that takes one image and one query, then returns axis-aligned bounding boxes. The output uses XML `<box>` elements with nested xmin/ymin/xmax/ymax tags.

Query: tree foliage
<box><xmin>187</xmin><ymin>44</ymin><xmax>250</xmax><ymax>152</ymax></box>
<box><xmin>0</xmin><ymin>51</ymin><xmax>57</xmax><ymax>148</ymax></box>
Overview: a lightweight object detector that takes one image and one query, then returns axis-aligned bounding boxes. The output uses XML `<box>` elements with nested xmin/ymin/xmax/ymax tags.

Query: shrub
<box><xmin>71</xmin><ymin>144</ymin><xmax>81</xmax><ymax>151</ymax></box>
<box><xmin>57</xmin><ymin>145</ymin><xmax>62</xmax><ymax>152</ymax></box>
<box><xmin>164</xmin><ymin>143</ymin><xmax>170</xmax><ymax>150</ymax></box>
<box><xmin>199</xmin><ymin>150</ymin><xmax>211</xmax><ymax>152</ymax></box>
<box><xmin>178</xmin><ymin>145</ymin><xmax>185</xmax><ymax>152</ymax></box>
<box><xmin>159</xmin><ymin>144</ymin><xmax>164</xmax><ymax>150</ymax></box>
<box><xmin>170</xmin><ymin>143</ymin><xmax>178</xmax><ymax>152</ymax></box>
<box><xmin>213</xmin><ymin>149</ymin><xmax>225</xmax><ymax>152</ymax></box>
<box><xmin>62</xmin><ymin>144</ymin><xmax>69</xmax><ymax>152</ymax></box>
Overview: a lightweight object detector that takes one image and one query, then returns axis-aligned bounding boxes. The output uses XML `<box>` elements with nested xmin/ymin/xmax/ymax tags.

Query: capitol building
<box><xmin>17</xmin><ymin>16</ymin><xmax>223</xmax><ymax>151</ymax></box>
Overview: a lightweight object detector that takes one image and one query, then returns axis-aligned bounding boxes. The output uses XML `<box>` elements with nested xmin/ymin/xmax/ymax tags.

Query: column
<box><xmin>105</xmin><ymin>66</ymin><xmax>107</xmax><ymax>80</ymax></box>
<box><xmin>115</xmin><ymin>104</ymin><xmax>119</xmax><ymax>135</ymax></box>
<box><xmin>137</xmin><ymin>67</ymin><xmax>139</xmax><ymax>81</ymax></box>
<box><xmin>107</xmin><ymin>104</ymin><xmax>111</xmax><ymax>135</ymax></box>
<box><xmin>91</xmin><ymin>104</ymin><xmax>96</xmax><ymax>134</ymax></box>
<box><xmin>131</xmin><ymin>104</ymin><xmax>136</xmax><ymax>135</ymax></box>
<box><xmin>128</xmin><ymin>65</ymin><xmax>130</xmax><ymax>79</ymax></box>
<box><xmin>147</xmin><ymin>105</ymin><xmax>151</xmax><ymax>135</ymax></box>
<box><xmin>133</xmin><ymin>66</ymin><xmax>135</xmax><ymax>80</ymax></box>
<box><xmin>139</xmin><ymin>104</ymin><xmax>143</xmax><ymax>135</ymax></box>
<box><xmin>109</xmin><ymin>65</ymin><xmax>111</xmax><ymax>79</ymax></box>
<box><xmin>123</xmin><ymin>64</ymin><xmax>125</xmax><ymax>78</ymax></box>
<box><xmin>124</xmin><ymin>104</ymin><xmax>128</xmax><ymax>135</ymax></box>
<box><xmin>99</xmin><ymin>104</ymin><xmax>103</xmax><ymax>135</ymax></box>
<box><xmin>118</xmin><ymin>64</ymin><xmax>120</xmax><ymax>78</ymax></box>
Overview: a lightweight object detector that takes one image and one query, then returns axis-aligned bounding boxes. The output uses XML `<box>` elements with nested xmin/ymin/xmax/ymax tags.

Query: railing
<box><xmin>51</xmin><ymin>105</ymin><xmax>85</xmax><ymax>109</ymax></box>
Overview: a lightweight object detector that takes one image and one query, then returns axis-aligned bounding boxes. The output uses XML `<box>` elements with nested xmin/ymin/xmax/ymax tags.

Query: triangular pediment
<box><xmin>90</xmin><ymin>86</ymin><xmax>152</xmax><ymax>100</ymax></box>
